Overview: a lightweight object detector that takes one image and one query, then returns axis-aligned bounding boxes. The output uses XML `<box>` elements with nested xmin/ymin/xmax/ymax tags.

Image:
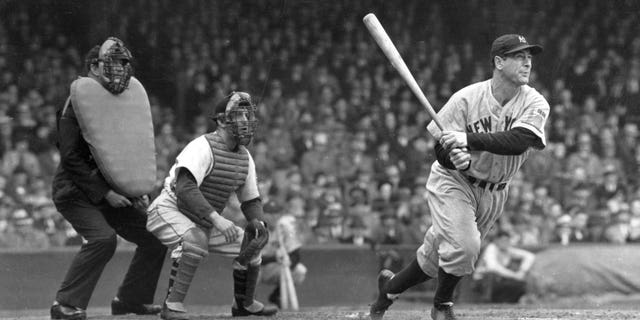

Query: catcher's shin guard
<box><xmin>233</xmin><ymin>264</ymin><xmax>248</xmax><ymax>307</ymax></box>
<box><xmin>233</xmin><ymin>220</ymin><xmax>268</xmax><ymax>305</ymax></box>
<box><xmin>166</xmin><ymin>241</ymin><xmax>208</xmax><ymax>304</ymax></box>
<box><xmin>245</xmin><ymin>264</ymin><xmax>260</xmax><ymax>305</ymax></box>
<box><xmin>232</xmin><ymin>263</ymin><xmax>261</xmax><ymax>305</ymax></box>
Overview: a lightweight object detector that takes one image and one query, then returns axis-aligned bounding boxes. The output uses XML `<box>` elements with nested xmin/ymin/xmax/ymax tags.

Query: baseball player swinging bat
<box><xmin>278</xmin><ymin>230</ymin><xmax>299</xmax><ymax>311</ymax></box>
<box><xmin>363</xmin><ymin>13</ymin><xmax>444</xmax><ymax>131</ymax></box>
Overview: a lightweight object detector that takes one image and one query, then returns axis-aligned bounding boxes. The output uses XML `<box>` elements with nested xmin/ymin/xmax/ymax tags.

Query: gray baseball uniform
<box><xmin>418</xmin><ymin>79</ymin><xmax>549</xmax><ymax>277</ymax></box>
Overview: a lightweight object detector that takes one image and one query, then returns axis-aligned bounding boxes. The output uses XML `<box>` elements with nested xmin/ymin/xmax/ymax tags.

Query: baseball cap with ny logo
<box><xmin>490</xmin><ymin>34</ymin><xmax>543</xmax><ymax>59</ymax></box>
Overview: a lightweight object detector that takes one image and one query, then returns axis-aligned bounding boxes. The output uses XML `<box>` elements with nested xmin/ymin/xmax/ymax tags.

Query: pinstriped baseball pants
<box><xmin>416</xmin><ymin>164</ymin><xmax>508</xmax><ymax>277</ymax></box>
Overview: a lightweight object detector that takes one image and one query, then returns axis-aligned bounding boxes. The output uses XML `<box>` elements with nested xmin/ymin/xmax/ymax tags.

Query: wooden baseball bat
<box><xmin>280</xmin><ymin>262</ymin><xmax>289</xmax><ymax>310</ymax></box>
<box><xmin>283</xmin><ymin>262</ymin><xmax>299</xmax><ymax>310</ymax></box>
<box><xmin>363</xmin><ymin>13</ymin><xmax>444</xmax><ymax>131</ymax></box>
<box><xmin>278</xmin><ymin>228</ymin><xmax>299</xmax><ymax>310</ymax></box>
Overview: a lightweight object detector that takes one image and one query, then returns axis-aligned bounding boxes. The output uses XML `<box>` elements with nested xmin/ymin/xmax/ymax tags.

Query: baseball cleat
<box><xmin>160</xmin><ymin>303</ymin><xmax>189</xmax><ymax>320</ymax></box>
<box><xmin>431</xmin><ymin>302</ymin><xmax>457</xmax><ymax>320</ymax></box>
<box><xmin>111</xmin><ymin>298</ymin><xmax>161</xmax><ymax>315</ymax></box>
<box><xmin>232</xmin><ymin>300</ymin><xmax>278</xmax><ymax>317</ymax></box>
<box><xmin>369</xmin><ymin>269</ymin><xmax>396</xmax><ymax>320</ymax></box>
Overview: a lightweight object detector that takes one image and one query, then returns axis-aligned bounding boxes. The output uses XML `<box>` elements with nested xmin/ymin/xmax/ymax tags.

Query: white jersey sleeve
<box><xmin>511</xmin><ymin>89</ymin><xmax>550</xmax><ymax>148</ymax></box>
<box><xmin>236</xmin><ymin>148</ymin><xmax>260</xmax><ymax>202</ymax></box>
<box><xmin>166</xmin><ymin>136</ymin><xmax>213</xmax><ymax>188</ymax></box>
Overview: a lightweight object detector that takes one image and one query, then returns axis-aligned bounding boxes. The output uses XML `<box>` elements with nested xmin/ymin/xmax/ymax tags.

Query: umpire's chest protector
<box><xmin>70</xmin><ymin>76</ymin><xmax>156</xmax><ymax>197</ymax></box>
<box><xmin>200</xmin><ymin>132</ymin><xmax>249</xmax><ymax>213</ymax></box>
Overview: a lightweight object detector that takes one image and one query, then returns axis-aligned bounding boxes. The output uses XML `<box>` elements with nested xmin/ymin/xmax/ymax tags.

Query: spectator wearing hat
<box><xmin>339</xmin><ymin>215</ymin><xmax>375</xmax><ymax>247</ymax></box>
<box><xmin>299</xmin><ymin>131</ymin><xmax>338</xmax><ymax>184</ymax></box>
<box><xmin>566</xmin><ymin>132</ymin><xmax>603</xmax><ymax>184</ymax></box>
<box><xmin>371</xmin><ymin>180</ymin><xmax>396</xmax><ymax>214</ymax></box>
<box><xmin>593</xmin><ymin>164</ymin><xmax>628</xmax><ymax>207</ymax></box>
<box><xmin>290</xmin><ymin>117</ymin><xmax>315</xmax><ymax>164</ymax></box>
<box><xmin>0</xmin><ymin>208</ymin><xmax>50</xmax><ymax>249</ymax></box>
<box><xmin>345</xmin><ymin>185</ymin><xmax>375</xmax><ymax>235</ymax></box>
<box><xmin>371</xmin><ymin>211</ymin><xmax>413</xmax><ymax>246</ymax></box>
<box><xmin>473</xmin><ymin>230</ymin><xmax>536</xmax><ymax>303</ymax></box>
<box><xmin>1</xmin><ymin>136</ymin><xmax>41</xmax><ymax>177</ymax></box>
<box><xmin>311</xmin><ymin>201</ymin><xmax>344</xmax><ymax>244</ymax></box>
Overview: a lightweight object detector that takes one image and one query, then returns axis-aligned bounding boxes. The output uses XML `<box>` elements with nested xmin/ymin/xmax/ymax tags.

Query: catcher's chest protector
<box><xmin>200</xmin><ymin>132</ymin><xmax>249</xmax><ymax>212</ymax></box>
<box><xmin>70</xmin><ymin>76</ymin><xmax>156</xmax><ymax>197</ymax></box>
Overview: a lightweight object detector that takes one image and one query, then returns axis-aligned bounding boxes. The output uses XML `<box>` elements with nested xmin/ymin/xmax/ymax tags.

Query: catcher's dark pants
<box><xmin>54</xmin><ymin>199</ymin><xmax>167</xmax><ymax>309</ymax></box>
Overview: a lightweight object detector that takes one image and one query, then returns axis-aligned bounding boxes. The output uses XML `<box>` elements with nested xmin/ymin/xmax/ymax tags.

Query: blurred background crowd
<box><xmin>1</xmin><ymin>0</ymin><xmax>640</xmax><ymax>250</ymax></box>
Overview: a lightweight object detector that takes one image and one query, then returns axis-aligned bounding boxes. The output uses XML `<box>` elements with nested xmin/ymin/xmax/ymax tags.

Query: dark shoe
<box><xmin>160</xmin><ymin>303</ymin><xmax>189</xmax><ymax>320</ymax></box>
<box><xmin>369</xmin><ymin>269</ymin><xmax>396</xmax><ymax>320</ymax></box>
<box><xmin>431</xmin><ymin>302</ymin><xmax>457</xmax><ymax>320</ymax></box>
<box><xmin>50</xmin><ymin>303</ymin><xmax>87</xmax><ymax>320</ymax></box>
<box><xmin>111</xmin><ymin>298</ymin><xmax>162</xmax><ymax>315</ymax></box>
<box><xmin>232</xmin><ymin>300</ymin><xmax>278</xmax><ymax>317</ymax></box>
<box><xmin>268</xmin><ymin>288</ymin><xmax>281</xmax><ymax>309</ymax></box>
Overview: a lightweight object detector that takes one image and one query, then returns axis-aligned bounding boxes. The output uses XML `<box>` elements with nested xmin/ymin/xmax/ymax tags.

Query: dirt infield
<box><xmin>3</xmin><ymin>300</ymin><xmax>640</xmax><ymax>320</ymax></box>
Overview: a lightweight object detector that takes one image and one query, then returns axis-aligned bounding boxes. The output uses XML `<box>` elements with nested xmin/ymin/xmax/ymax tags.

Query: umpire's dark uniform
<box><xmin>51</xmin><ymin>100</ymin><xmax>166</xmax><ymax>309</ymax></box>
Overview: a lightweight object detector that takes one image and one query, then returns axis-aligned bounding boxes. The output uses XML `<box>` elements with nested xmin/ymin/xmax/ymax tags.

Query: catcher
<box><xmin>146</xmin><ymin>92</ymin><xmax>277</xmax><ymax>319</ymax></box>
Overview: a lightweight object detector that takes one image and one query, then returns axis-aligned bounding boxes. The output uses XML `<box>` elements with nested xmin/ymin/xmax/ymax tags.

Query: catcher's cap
<box><xmin>491</xmin><ymin>34</ymin><xmax>543</xmax><ymax>58</ymax></box>
<box><xmin>211</xmin><ymin>91</ymin><xmax>253</xmax><ymax>120</ymax></box>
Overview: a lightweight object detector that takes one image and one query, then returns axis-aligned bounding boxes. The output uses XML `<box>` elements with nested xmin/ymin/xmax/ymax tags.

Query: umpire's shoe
<box><xmin>231</xmin><ymin>300</ymin><xmax>278</xmax><ymax>317</ymax></box>
<box><xmin>111</xmin><ymin>297</ymin><xmax>162</xmax><ymax>315</ymax></box>
<box><xmin>431</xmin><ymin>302</ymin><xmax>457</xmax><ymax>320</ymax></box>
<box><xmin>369</xmin><ymin>269</ymin><xmax>396</xmax><ymax>320</ymax></box>
<box><xmin>50</xmin><ymin>303</ymin><xmax>86</xmax><ymax>320</ymax></box>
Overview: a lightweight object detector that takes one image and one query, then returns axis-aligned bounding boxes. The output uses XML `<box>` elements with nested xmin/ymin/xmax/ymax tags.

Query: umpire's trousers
<box><xmin>54</xmin><ymin>199</ymin><xmax>167</xmax><ymax>309</ymax></box>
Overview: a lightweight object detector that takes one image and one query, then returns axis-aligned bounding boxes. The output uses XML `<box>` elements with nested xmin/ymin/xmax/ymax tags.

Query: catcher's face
<box><xmin>499</xmin><ymin>49</ymin><xmax>533</xmax><ymax>85</ymax></box>
<box><xmin>225</xmin><ymin>104</ymin><xmax>257</xmax><ymax>146</ymax></box>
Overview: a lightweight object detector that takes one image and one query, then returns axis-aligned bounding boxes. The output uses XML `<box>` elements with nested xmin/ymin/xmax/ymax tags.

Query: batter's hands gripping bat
<box><xmin>363</xmin><ymin>13</ymin><xmax>444</xmax><ymax>132</ymax></box>
<box><xmin>278</xmin><ymin>229</ymin><xmax>299</xmax><ymax>311</ymax></box>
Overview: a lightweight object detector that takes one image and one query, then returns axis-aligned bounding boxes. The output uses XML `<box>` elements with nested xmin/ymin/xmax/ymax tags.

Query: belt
<box><xmin>466</xmin><ymin>175</ymin><xmax>507</xmax><ymax>191</ymax></box>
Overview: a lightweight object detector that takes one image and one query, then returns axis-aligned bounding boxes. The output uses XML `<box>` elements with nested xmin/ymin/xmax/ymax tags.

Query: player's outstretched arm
<box><xmin>466</xmin><ymin>127</ymin><xmax>543</xmax><ymax>155</ymax></box>
<box><xmin>442</xmin><ymin>127</ymin><xmax>542</xmax><ymax>156</ymax></box>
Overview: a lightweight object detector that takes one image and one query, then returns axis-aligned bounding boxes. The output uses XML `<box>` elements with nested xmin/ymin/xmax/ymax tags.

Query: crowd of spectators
<box><xmin>1</xmin><ymin>0</ymin><xmax>640</xmax><ymax>249</ymax></box>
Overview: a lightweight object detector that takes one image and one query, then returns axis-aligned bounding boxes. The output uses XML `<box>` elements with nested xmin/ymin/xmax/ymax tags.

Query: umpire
<box><xmin>50</xmin><ymin>38</ymin><xmax>166</xmax><ymax>320</ymax></box>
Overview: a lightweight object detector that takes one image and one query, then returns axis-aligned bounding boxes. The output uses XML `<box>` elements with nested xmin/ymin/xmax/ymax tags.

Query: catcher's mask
<box><xmin>96</xmin><ymin>37</ymin><xmax>133</xmax><ymax>94</ymax></box>
<box><xmin>212</xmin><ymin>92</ymin><xmax>258</xmax><ymax>146</ymax></box>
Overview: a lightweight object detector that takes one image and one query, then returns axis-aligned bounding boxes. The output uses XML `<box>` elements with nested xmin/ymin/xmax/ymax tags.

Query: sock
<box><xmin>385</xmin><ymin>258</ymin><xmax>431</xmax><ymax>295</ymax></box>
<box><xmin>433</xmin><ymin>267</ymin><xmax>462</xmax><ymax>305</ymax></box>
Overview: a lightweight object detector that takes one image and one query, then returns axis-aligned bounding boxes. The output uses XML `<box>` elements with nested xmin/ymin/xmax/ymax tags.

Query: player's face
<box><xmin>502</xmin><ymin>50</ymin><xmax>533</xmax><ymax>85</ymax></box>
